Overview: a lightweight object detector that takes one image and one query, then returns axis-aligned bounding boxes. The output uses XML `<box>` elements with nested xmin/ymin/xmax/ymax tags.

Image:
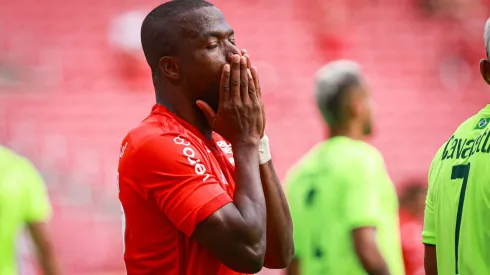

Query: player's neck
<box><xmin>156</xmin><ymin>91</ymin><xmax>213</xmax><ymax>140</ymax></box>
<box><xmin>329</xmin><ymin>124</ymin><xmax>365</xmax><ymax>140</ymax></box>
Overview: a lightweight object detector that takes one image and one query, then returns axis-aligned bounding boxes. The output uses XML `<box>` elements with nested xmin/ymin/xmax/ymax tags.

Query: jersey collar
<box><xmin>150</xmin><ymin>104</ymin><xmax>217</xmax><ymax>146</ymax></box>
<box><xmin>479</xmin><ymin>104</ymin><xmax>490</xmax><ymax>115</ymax></box>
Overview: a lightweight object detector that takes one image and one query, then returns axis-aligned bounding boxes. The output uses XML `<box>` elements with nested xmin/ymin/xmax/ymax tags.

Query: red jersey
<box><xmin>118</xmin><ymin>104</ymin><xmax>245</xmax><ymax>275</ymax></box>
<box><xmin>399</xmin><ymin>210</ymin><xmax>425</xmax><ymax>275</ymax></box>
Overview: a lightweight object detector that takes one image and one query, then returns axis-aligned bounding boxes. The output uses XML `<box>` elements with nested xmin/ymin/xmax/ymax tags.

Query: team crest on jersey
<box><xmin>216</xmin><ymin>140</ymin><xmax>232</xmax><ymax>154</ymax></box>
<box><xmin>475</xmin><ymin>118</ymin><xmax>490</xmax><ymax>129</ymax></box>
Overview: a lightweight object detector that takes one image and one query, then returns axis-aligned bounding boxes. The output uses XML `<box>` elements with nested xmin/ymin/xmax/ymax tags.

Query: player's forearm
<box><xmin>357</xmin><ymin>249</ymin><xmax>390</xmax><ymax>275</ymax></box>
<box><xmin>28</xmin><ymin>223</ymin><xmax>62</xmax><ymax>275</ymax></box>
<box><xmin>424</xmin><ymin>244</ymin><xmax>438</xmax><ymax>275</ymax></box>
<box><xmin>286</xmin><ymin>257</ymin><xmax>301</xmax><ymax>275</ymax></box>
<box><xmin>37</xmin><ymin>239</ymin><xmax>62</xmax><ymax>275</ymax></box>
<box><xmin>260</xmin><ymin>160</ymin><xmax>294</xmax><ymax>268</ymax></box>
<box><xmin>232</xmin><ymin>141</ymin><xmax>267</xmax><ymax>246</ymax></box>
<box><xmin>39</xmin><ymin>253</ymin><xmax>63</xmax><ymax>275</ymax></box>
<box><xmin>353</xmin><ymin>229</ymin><xmax>390</xmax><ymax>275</ymax></box>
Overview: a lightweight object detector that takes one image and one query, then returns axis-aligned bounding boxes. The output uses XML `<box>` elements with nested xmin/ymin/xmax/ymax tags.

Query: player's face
<box><xmin>179</xmin><ymin>7</ymin><xmax>240</xmax><ymax>113</ymax></box>
<box><xmin>480</xmin><ymin>59</ymin><xmax>490</xmax><ymax>85</ymax></box>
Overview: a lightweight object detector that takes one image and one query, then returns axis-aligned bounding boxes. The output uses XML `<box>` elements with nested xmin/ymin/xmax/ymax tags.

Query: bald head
<box><xmin>141</xmin><ymin>0</ymin><xmax>214</xmax><ymax>73</ymax></box>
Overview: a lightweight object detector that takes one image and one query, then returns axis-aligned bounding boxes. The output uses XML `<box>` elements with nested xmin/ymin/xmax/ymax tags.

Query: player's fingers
<box><xmin>230</xmin><ymin>54</ymin><xmax>241</xmax><ymax>102</ymax></box>
<box><xmin>219</xmin><ymin>64</ymin><xmax>230</xmax><ymax>104</ymax></box>
<box><xmin>251</xmin><ymin>66</ymin><xmax>261</xmax><ymax>98</ymax></box>
<box><xmin>240</xmin><ymin>48</ymin><xmax>248</xmax><ymax>56</ymax></box>
<box><xmin>244</xmin><ymin>54</ymin><xmax>251</xmax><ymax>69</ymax></box>
<box><xmin>196</xmin><ymin>100</ymin><xmax>217</xmax><ymax>128</ymax></box>
<box><xmin>240</xmin><ymin>56</ymin><xmax>249</xmax><ymax>103</ymax></box>
<box><xmin>247</xmin><ymin>69</ymin><xmax>258</xmax><ymax>102</ymax></box>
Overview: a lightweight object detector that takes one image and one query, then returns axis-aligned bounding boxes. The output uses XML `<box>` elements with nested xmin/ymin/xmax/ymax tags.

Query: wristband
<box><xmin>258</xmin><ymin>133</ymin><xmax>272</xmax><ymax>164</ymax></box>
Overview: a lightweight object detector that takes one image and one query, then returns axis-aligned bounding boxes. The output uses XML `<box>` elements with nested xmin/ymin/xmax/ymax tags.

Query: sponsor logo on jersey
<box><xmin>216</xmin><ymin>140</ymin><xmax>232</xmax><ymax>154</ymax></box>
<box><xmin>474</xmin><ymin>118</ymin><xmax>490</xmax><ymax>130</ymax></box>
<box><xmin>173</xmin><ymin>135</ymin><xmax>211</xmax><ymax>181</ymax></box>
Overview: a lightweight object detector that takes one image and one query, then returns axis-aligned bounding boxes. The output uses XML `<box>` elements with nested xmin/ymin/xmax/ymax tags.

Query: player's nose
<box><xmin>226</xmin><ymin>46</ymin><xmax>241</xmax><ymax>64</ymax></box>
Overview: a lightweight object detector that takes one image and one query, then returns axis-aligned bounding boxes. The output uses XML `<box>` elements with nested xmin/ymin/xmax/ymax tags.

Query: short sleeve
<box><xmin>422</xmin><ymin>189</ymin><xmax>435</xmax><ymax>245</ymax></box>
<box><xmin>422</xmin><ymin>154</ymin><xmax>440</xmax><ymax>245</ymax></box>
<box><xmin>21</xmin><ymin>160</ymin><xmax>52</xmax><ymax>223</ymax></box>
<box><xmin>343</xmin><ymin>154</ymin><xmax>380</xmax><ymax>229</ymax></box>
<box><xmin>133</xmin><ymin>133</ymin><xmax>232</xmax><ymax>236</ymax></box>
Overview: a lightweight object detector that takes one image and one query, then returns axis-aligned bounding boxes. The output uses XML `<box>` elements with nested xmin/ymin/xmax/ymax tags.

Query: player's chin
<box><xmin>208</xmin><ymin>90</ymin><xmax>220</xmax><ymax>113</ymax></box>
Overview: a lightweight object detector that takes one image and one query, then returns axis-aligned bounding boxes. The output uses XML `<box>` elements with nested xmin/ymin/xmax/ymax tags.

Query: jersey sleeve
<box><xmin>21</xmin><ymin>160</ymin><xmax>52</xmax><ymax>223</ymax></box>
<box><xmin>422</xmin><ymin>149</ymin><xmax>442</xmax><ymax>245</ymax></box>
<box><xmin>132</xmin><ymin>133</ymin><xmax>232</xmax><ymax>236</ymax></box>
<box><xmin>343</xmin><ymin>153</ymin><xmax>380</xmax><ymax>229</ymax></box>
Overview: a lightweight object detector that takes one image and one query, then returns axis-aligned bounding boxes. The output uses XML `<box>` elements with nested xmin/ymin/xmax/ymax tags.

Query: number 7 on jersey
<box><xmin>450</xmin><ymin>163</ymin><xmax>471</xmax><ymax>275</ymax></box>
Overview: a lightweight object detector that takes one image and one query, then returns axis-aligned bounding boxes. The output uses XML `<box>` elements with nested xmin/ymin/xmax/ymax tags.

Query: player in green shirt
<box><xmin>285</xmin><ymin>61</ymin><xmax>404</xmax><ymax>275</ymax></box>
<box><xmin>0</xmin><ymin>146</ymin><xmax>61</xmax><ymax>275</ymax></box>
<box><xmin>423</xmin><ymin>18</ymin><xmax>490</xmax><ymax>275</ymax></box>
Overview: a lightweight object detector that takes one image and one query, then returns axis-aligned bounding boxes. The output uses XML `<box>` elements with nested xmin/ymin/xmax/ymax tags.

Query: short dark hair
<box><xmin>141</xmin><ymin>0</ymin><xmax>214</xmax><ymax>72</ymax></box>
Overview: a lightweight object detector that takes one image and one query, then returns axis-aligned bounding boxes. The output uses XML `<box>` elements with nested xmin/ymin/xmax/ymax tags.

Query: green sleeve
<box><xmin>422</xmin><ymin>186</ymin><xmax>436</xmax><ymax>245</ymax></box>
<box><xmin>422</xmin><ymin>150</ymin><xmax>441</xmax><ymax>245</ymax></box>
<box><xmin>21</xmin><ymin>160</ymin><xmax>52</xmax><ymax>223</ymax></box>
<box><xmin>343</xmin><ymin>153</ymin><xmax>380</xmax><ymax>229</ymax></box>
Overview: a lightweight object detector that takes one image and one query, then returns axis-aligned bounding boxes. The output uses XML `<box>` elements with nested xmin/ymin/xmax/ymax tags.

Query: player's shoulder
<box><xmin>123</xmin><ymin>110</ymin><xmax>198</xmax><ymax>148</ymax></box>
<box><xmin>430</xmin><ymin>111</ymin><xmax>487</xmax><ymax>164</ymax></box>
<box><xmin>338</xmin><ymin>139</ymin><xmax>383</xmax><ymax>164</ymax></box>
<box><xmin>452</xmin><ymin>113</ymin><xmax>483</xmax><ymax>135</ymax></box>
<box><xmin>0</xmin><ymin>146</ymin><xmax>44</xmax><ymax>189</ymax></box>
<box><xmin>286</xmin><ymin>143</ymin><xmax>324</xmax><ymax>176</ymax></box>
<box><xmin>0</xmin><ymin>146</ymin><xmax>37</xmax><ymax>172</ymax></box>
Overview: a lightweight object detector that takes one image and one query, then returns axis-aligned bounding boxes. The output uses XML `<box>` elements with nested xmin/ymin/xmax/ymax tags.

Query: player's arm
<box><xmin>286</xmin><ymin>257</ymin><xmax>301</xmax><ymax>275</ymax></box>
<box><xmin>353</xmin><ymin>228</ymin><xmax>390</xmax><ymax>275</ymax></box>
<box><xmin>258</xmin><ymin>160</ymin><xmax>294</xmax><ymax>269</ymax></box>
<box><xmin>193</xmin><ymin>141</ymin><xmax>266</xmax><ymax>273</ymax></box>
<box><xmin>134</xmin><ymin>134</ymin><xmax>266</xmax><ymax>274</ymax></box>
<box><xmin>28</xmin><ymin>222</ymin><xmax>62</xmax><ymax>275</ymax></box>
<box><xmin>424</xmin><ymin>245</ymin><xmax>437</xmax><ymax>275</ymax></box>
<box><xmin>21</xmin><ymin>161</ymin><xmax>62</xmax><ymax>275</ymax></box>
<box><xmin>245</xmin><ymin>60</ymin><xmax>293</xmax><ymax>269</ymax></box>
<box><xmin>284</xmin><ymin>175</ymin><xmax>304</xmax><ymax>275</ymax></box>
<box><xmin>345</xmin><ymin>155</ymin><xmax>390</xmax><ymax>275</ymax></box>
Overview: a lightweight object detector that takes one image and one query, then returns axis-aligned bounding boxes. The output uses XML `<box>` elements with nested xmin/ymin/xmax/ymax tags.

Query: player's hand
<box><xmin>196</xmin><ymin>54</ymin><xmax>263</xmax><ymax>145</ymax></box>
<box><xmin>241</xmin><ymin>49</ymin><xmax>266</xmax><ymax>138</ymax></box>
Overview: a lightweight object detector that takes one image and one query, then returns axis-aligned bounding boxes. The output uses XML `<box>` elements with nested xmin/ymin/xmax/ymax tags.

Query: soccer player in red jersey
<box><xmin>117</xmin><ymin>1</ymin><xmax>294</xmax><ymax>274</ymax></box>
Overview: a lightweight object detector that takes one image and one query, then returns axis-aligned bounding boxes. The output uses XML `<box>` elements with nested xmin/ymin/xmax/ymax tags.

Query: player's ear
<box><xmin>479</xmin><ymin>59</ymin><xmax>490</xmax><ymax>85</ymax></box>
<box><xmin>159</xmin><ymin>56</ymin><xmax>181</xmax><ymax>80</ymax></box>
<box><xmin>348</xmin><ymin>87</ymin><xmax>365</xmax><ymax>119</ymax></box>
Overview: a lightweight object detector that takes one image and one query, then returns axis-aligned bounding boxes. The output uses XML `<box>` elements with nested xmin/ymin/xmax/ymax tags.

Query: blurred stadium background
<box><xmin>0</xmin><ymin>0</ymin><xmax>489</xmax><ymax>274</ymax></box>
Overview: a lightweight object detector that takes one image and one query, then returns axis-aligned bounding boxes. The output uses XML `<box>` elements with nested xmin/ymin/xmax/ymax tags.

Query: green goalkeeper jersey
<box><xmin>423</xmin><ymin>104</ymin><xmax>490</xmax><ymax>275</ymax></box>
